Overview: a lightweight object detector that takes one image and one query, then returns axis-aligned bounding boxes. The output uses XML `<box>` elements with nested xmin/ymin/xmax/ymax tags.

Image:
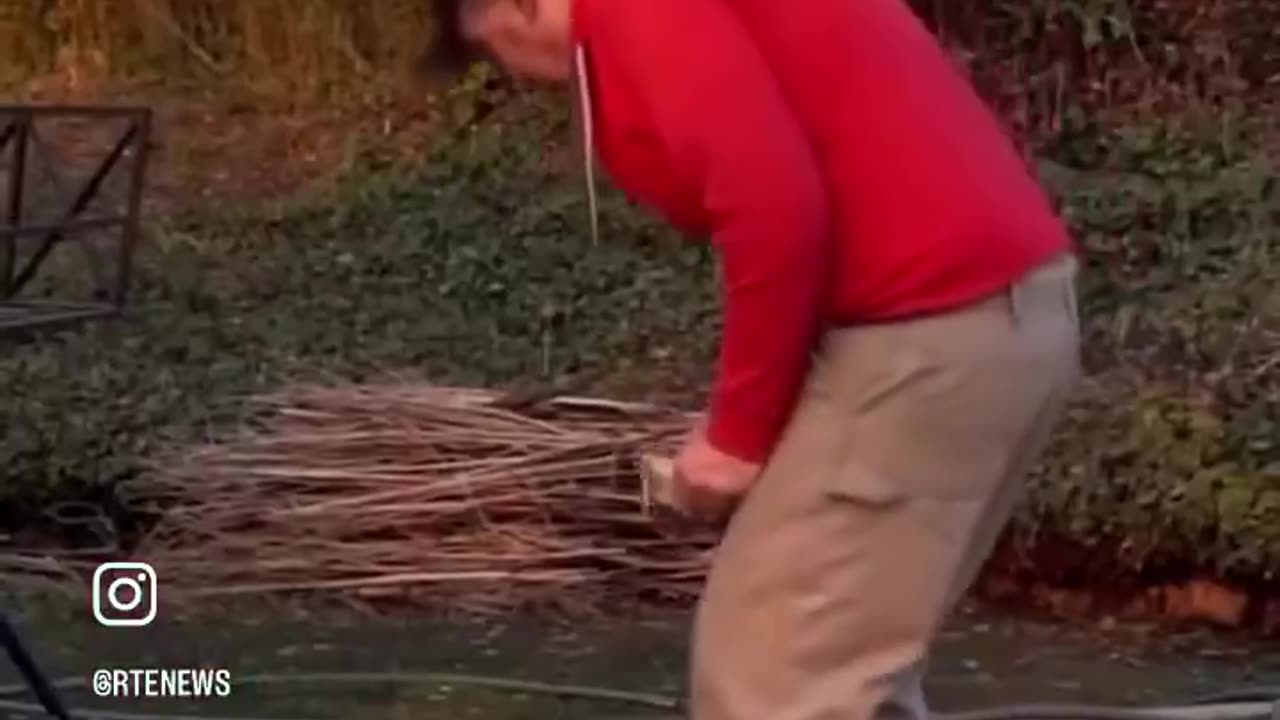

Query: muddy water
<box><xmin>1</xmin><ymin>595</ymin><xmax>1276</xmax><ymax>720</ymax></box>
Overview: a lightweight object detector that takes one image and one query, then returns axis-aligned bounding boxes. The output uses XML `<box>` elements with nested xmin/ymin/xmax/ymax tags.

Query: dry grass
<box><xmin>98</xmin><ymin>382</ymin><xmax>718</xmax><ymax>612</ymax></box>
<box><xmin>6</xmin><ymin>0</ymin><xmax>1276</xmax><ymax>116</ymax></box>
<box><xmin>2</xmin><ymin>0</ymin><xmax>436</xmax><ymax>103</ymax></box>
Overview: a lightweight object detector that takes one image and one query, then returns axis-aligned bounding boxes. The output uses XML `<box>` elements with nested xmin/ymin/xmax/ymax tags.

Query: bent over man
<box><xmin>430</xmin><ymin>1</ymin><xmax>1081</xmax><ymax>718</ymax></box>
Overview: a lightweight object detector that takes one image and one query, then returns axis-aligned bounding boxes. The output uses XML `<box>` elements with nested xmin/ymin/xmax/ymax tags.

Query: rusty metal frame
<box><xmin>0</xmin><ymin>105</ymin><xmax>152</xmax><ymax>335</ymax></box>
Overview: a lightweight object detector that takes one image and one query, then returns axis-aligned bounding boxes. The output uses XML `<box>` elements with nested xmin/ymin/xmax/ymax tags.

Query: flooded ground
<box><xmin>1</xmin><ymin>594</ymin><xmax>1277</xmax><ymax>720</ymax></box>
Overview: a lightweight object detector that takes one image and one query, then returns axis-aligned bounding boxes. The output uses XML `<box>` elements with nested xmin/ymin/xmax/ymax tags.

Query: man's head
<box><xmin>429</xmin><ymin>0</ymin><xmax>576</xmax><ymax>83</ymax></box>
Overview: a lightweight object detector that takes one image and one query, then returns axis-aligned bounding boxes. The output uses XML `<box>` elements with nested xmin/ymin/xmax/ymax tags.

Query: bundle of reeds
<box><xmin>125</xmin><ymin>382</ymin><xmax>717</xmax><ymax>611</ymax></box>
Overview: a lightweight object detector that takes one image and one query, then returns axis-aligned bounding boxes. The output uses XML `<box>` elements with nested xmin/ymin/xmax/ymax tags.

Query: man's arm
<box><xmin>592</xmin><ymin>0</ymin><xmax>831</xmax><ymax>464</ymax></box>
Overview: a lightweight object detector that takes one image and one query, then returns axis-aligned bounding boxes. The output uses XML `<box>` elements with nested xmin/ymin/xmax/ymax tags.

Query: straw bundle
<box><xmin>125</xmin><ymin>382</ymin><xmax>718</xmax><ymax>610</ymax></box>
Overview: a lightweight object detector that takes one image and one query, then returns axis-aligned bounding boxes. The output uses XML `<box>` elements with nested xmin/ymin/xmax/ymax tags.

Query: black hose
<box><xmin>0</xmin><ymin>610</ymin><xmax>74</xmax><ymax>720</ymax></box>
<box><xmin>0</xmin><ymin>605</ymin><xmax>1275</xmax><ymax>720</ymax></box>
<box><xmin>1190</xmin><ymin>688</ymin><xmax>1280</xmax><ymax>705</ymax></box>
<box><xmin>938</xmin><ymin>703</ymin><xmax>1275</xmax><ymax>720</ymax></box>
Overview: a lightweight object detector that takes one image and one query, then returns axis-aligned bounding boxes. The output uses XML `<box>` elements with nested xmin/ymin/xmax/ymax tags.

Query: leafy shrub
<box><xmin>0</xmin><ymin>103</ymin><xmax>717</xmax><ymax>521</ymax></box>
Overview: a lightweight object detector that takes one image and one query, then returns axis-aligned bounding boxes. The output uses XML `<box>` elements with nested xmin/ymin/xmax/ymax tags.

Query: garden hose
<box><xmin>1</xmin><ymin>608</ymin><xmax>1277</xmax><ymax>720</ymax></box>
<box><xmin>1190</xmin><ymin>689</ymin><xmax>1280</xmax><ymax>705</ymax></box>
<box><xmin>936</xmin><ymin>703</ymin><xmax>1277</xmax><ymax>720</ymax></box>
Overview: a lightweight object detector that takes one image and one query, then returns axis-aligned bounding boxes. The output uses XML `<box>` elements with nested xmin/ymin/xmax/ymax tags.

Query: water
<box><xmin>1</xmin><ymin>595</ymin><xmax>1276</xmax><ymax>720</ymax></box>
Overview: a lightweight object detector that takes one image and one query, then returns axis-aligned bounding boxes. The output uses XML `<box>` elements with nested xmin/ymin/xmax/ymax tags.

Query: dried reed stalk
<box><xmin>122</xmin><ymin>382</ymin><xmax>714</xmax><ymax>610</ymax></box>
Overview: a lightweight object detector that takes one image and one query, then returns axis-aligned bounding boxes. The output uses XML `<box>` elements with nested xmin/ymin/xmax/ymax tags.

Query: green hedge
<box><xmin>2</xmin><ymin>101</ymin><xmax>1277</xmax><ymax>579</ymax></box>
<box><xmin>1025</xmin><ymin>123</ymin><xmax>1280</xmax><ymax>580</ymax></box>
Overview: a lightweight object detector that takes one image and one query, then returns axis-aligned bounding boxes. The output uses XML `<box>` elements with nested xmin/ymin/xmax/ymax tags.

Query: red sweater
<box><xmin>572</xmin><ymin>0</ymin><xmax>1072</xmax><ymax>464</ymax></box>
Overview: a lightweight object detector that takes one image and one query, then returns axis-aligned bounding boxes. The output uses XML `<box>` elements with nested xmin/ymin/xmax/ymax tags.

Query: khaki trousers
<box><xmin>689</xmin><ymin>253</ymin><xmax>1081</xmax><ymax>720</ymax></box>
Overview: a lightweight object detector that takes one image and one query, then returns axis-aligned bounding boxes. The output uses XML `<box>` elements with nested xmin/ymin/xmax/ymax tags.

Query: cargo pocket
<box><xmin>812</xmin><ymin>335</ymin><xmax>943</xmax><ymax>508</ymax></box>
<box><xmin>825</xmin><ymin>456</ymin><xmax>908</xmax><ymax>508</ymax></box>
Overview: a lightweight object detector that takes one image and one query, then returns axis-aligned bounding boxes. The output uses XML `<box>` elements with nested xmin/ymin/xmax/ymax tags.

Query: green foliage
<box><xmin>909</xmin><ymin>0</ymin><xmax>1277</xmax><ymax>150</ymax></box>
<box><xmin>0</xmin><ymin>102</ymin><xmax>716</xmax><ymax>520</ymax></box>
<box><xmin>1</xmin><ymin>87</ymin><xmax>1277</xmax><ymax>580</ymax></box>
<box><xmin>1025</xmin><ymin>123</ymin><xmax>1280</xmax><ymax>580</ymax></box>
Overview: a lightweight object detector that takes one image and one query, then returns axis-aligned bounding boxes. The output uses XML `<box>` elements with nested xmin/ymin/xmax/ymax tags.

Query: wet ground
<box><xmin>0</xmin><ymin>593</ymin><xmax>1276</xmax><ymax>720</ymax></box>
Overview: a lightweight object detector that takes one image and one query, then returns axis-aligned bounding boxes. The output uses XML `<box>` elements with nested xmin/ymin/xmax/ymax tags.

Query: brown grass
<box><xmin>6</xmin><ymin>0</ymin><xmax>1277</xmax><ymax>118</ymax></box>
<box><xmin>109</xmin><ymin>382</ymin><xmax>716</xmax><ymax>612</ymax></box>
<box><xmin>2</xmin><ymin>0</ymin><xmax>436</xmax><ymax>105</ymax></box>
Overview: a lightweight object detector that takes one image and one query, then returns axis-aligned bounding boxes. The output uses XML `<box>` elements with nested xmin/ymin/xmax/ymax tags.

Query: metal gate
<box><xmin>0</xmin><ymin>105</ymin><xmax>152</xmax><ymax>335</ymax></box>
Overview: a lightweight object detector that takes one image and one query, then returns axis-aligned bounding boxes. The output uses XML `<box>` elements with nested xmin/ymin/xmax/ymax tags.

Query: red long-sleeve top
<box><xmin>572</xmin><ymin>0</ymin><xmax>1072</xmax><ymax>464</ymax></box>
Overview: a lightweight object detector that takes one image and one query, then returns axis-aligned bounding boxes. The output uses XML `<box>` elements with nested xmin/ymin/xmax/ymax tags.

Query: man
<box><xmin>430</xmin><ymin>1</ymin><xmax>1081</xmax><ymax>719</ymax></box>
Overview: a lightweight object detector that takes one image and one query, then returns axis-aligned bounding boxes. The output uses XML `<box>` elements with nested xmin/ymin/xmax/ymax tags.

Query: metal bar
<box><xmin>25</xmin><ymin>122</ymin><xmax>112</xmax><ymax>293</ymax></box>
<box><xmin>0</xmin><ymin>303</ymin><xmax>114</xmax><ymax>332</ymax></box>
<box><xmin>0</xmin><ymin>120</ymin><xmax>16</xmax><ymax>293</ymax></box>
<box><xmin>7</xmin><ymin>123</ymin><xmax>139</xmax><ymax>297</ymax></box>
<box><xmin>0</xmin><ymin>215</ymin><xmax>128</xmax><ymax>240</ymax></box>
<box><xmin>0</xmin><ymin>122</ymin><xmax>16</xmax><ymax>156</ymax></box>
<box><xmin>115</xmin><ymin>110</ymin><xmax>151</xmax><ymax>307</ymax></box>
<box><xmin>2</xmin><ymin>111</ymin><xmax>28</xmax><ymax>298</ymax></box>
<box><xmin>0</xmin><ymin>104</ymin><xmax>152</xmax><ymax>335</ymax></box>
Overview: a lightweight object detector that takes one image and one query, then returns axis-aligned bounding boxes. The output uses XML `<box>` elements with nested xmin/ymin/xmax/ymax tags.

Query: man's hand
<box><xmin>673</xmin><ymin>426</ymin><xmax>763</xmax><ymax>523</ymax></box>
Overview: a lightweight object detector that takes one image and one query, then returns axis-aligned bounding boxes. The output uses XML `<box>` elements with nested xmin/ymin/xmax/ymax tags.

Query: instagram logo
<box><xmin>92</xmin><ymin>562</ymin><xmax>157</xmax><ymax>627</ymax></box>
